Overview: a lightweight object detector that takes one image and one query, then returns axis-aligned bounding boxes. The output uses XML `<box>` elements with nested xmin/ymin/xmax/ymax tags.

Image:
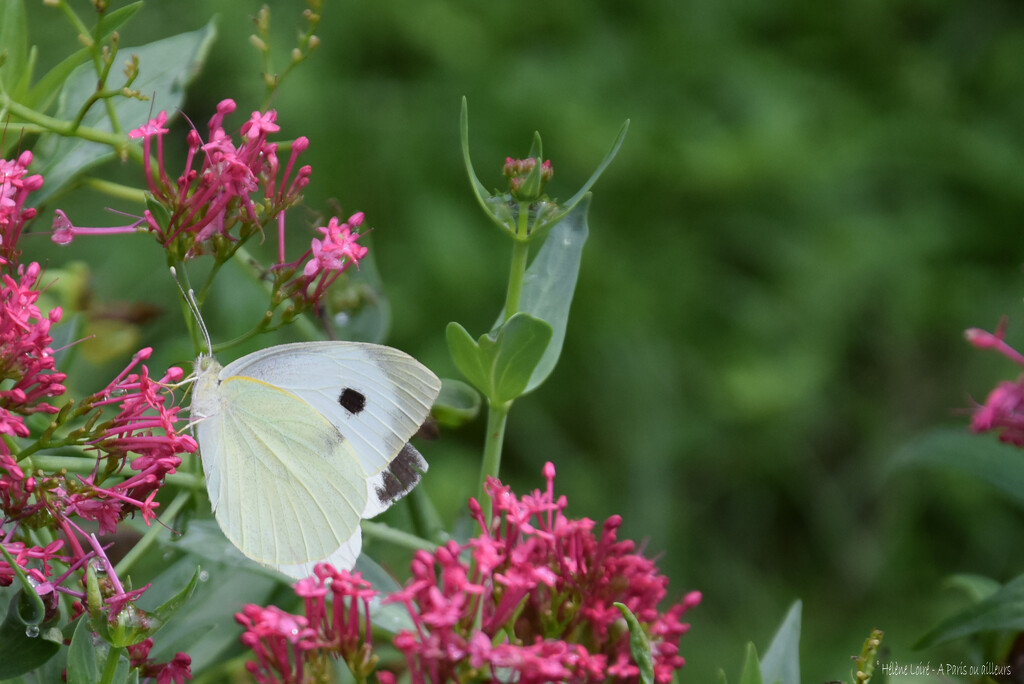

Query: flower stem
<box><xmin>478</xmin><ymin>400</ymin><xmax>510</xmax><ymax>517</ymax></box>
<box><xmin>99</xmin><ymin>645</ymin><xmax>125</xmax><ymax>684</ymax></box>
<box><xmin>503</xmin><ymin>240</ymin><xmax>530</xmax><ymax>321</ymax></box>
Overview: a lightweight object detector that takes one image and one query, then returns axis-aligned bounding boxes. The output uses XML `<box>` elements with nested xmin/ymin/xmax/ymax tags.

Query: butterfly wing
<box><xmin>196</xmin><ymin>374</ymin><xmax>368</xmax><ymax>578</ymax></box>
<box><xmin>218</xmin><ymin>342</ymin><xmax>440</xmax><ymax>518</ymax></box>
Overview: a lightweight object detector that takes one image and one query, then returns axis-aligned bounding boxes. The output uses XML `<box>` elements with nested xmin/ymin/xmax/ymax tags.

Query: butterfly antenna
<box><xmin>170</xmin><ymin>266</ymin><xmax>213</xmax><ymax>356</ymax></box>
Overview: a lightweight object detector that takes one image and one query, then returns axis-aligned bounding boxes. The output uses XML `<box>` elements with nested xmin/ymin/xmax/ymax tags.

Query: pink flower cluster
<box><xmin>131</xmin><ymin>100</ymin><xmax>311</xmax><ymax>255</ymax></box>
<box><xmin>52</xmin><ymin>101</ymin><xmax>370</xmax><ymax>310</ymax></box>
<box><xmin>236</xmin><ymin>463</ymin><xmax>699</xmax><ymax>684</ymax></box>
<box><xmin>128</xmin><ymin>638</ymin><xmax>193</xmax><ymax>684</ymax></box>
<box><xmin>237</xmin><ymin>567</ymin><xmax>376</xmax><ymax>684</ymax></box>
<box><xmin>390</xmin><ymin>462</ymin><xmax>700</xmax><ymax>683</ymax></box>
<box><xmin>0</xmin><ymin>151</ymin><xmax>44</xmax><ymax>264</ymax></box>
<box><xmin>966</xmin><ymin>322</ymin><xmax>1024</xmax><ymax>445</ymax></box>
<box><xmin>0</xmin><ymin>261</ymin><xmax>66</xmax><ymax>440</ymax></box>
<box><xmin>65</xmin><ymin>348</ymin><xmax>197</xmax><ymax>534</ymax></box>
<box><xmin>0</xmin><ymin>150</ymin><xmax>195</xmax><ymax>680</ymax></box>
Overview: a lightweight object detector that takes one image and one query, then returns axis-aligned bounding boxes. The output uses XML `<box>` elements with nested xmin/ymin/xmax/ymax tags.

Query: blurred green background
<box><xmin>16</xmin><ymin>0</ymin><xmax>1024</xmax><ymax>680</ymax></box>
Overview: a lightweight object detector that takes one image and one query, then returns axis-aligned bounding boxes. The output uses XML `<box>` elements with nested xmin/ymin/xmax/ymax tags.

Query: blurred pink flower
<box><xmin>966</xmin><ymin>322</ymin><xmax>1024</xmax><ymax>444</ymax></box>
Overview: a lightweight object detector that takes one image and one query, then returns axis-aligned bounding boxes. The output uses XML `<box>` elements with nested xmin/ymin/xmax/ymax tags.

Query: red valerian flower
<box><xmin>388</xmin><ymin>462</ymin><xmax>700</xmax><ymax>684</ymax></box>
<box><xmin>966</xmin><ymin>322</ymin><xmax>1024</xmax><ymax>445</ymax></box>
<box><xmin>237</xmin><ymin>463</ymin><xmax>699</xmax><ymax>684</ymax></box>
<box><xmin>0</xmin><ymin>150</ymin><xmax>44</xmax><ymax>263</ymax></box>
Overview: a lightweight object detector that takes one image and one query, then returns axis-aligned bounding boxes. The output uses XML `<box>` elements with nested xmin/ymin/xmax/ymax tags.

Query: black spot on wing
<box><xmin>375</xmin><ymin>444</ymin><xmax>422</xmax><ymax>505</ymax></box>
<box><xmin>338</xmin><ymin>387</ymin><xmax>366</xmax><ymax>414</ymax></box>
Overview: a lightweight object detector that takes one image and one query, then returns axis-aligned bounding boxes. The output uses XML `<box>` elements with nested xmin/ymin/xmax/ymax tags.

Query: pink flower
<box><xmin>51</xmin><ymin>209</ymin><xmax>147</xmax><ymax>246</ymax></box>
<box><xmin>280</xmin><ymin>213</ymin><xmax>369</xmax><ymax>309</ymax></box>
<box><xmin>63</xmin><ymin>101</ymin><xmax>312</xmax><ymax>261</ymax></box>
<box><xmin>966</xmin><ymin>322</ymin><xmax>1024</xmax><ymax>444</ymax></box>
<box><xmin>236</xmin><ymin>604</ymin><xmax>317</xmax><ymax>684</ymax></box>
<box><xmin>0</xmin><ymin>151</ymin><xmax>44</xmax><ymax>263</ymax></box>
<box><xmin>0</xmin><ymin>262</ymin><xmax>66</xmax><ymax>433</ymax></box>
<box><xmin>387</xmin><ymin>463</ymin><xmax>699</xmax><ymax>684</ymax></box>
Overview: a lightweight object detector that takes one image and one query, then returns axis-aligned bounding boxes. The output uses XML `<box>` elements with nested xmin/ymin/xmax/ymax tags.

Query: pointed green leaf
<box><xmin>760</xmin><ymin>600</ymin><xmax>801</xmax><ymax>684</ymax></box>
<box><xmin>0</xmin><ymin>0</ymin><xmax>29</xmax><ymax>97</ymax></box>
<box><xmin>460</xmin><ymin>97</ymin><xmax>496</xmax><ymax>221</ymax></box>
<box><xmin>615</xmin><ymin>602</ymin><xmax>654</xmax><ymax>684</ymax></box>
<box><xmin>31</xmin><ymin>21</ymin><xmax>217</xmax><ymax>206</ymax></box>
<box><xmin>738</xmin><ymin>643</ymin><xmax>764</xmax><ymax>684</ymax></box>
<box><xmin>432</xmin><ymin>378</ymin><xmax>482</xmax><ymax>428</ymax></box>
<box><xmin>144</xmin><ymin>567</ymin><xmax>201</xmax><ymax>636</ymax></box>
<box><xmin>66</xmin><ymin>617</ymin><xmax>101</xmax><ymax>684</ymax></box>
<box><xmin>915</xmin><ymin>572</ymin><xmax>1024</xmax><ymax>648</ymax></box>
<box><xmin>517</xmin><ymin>132</ymin><xmax>545</xmax><ymax>199</ymax></box>
<box><xmin>496</xmin><ymin>196</ymin><xmax>589</xmax><ymax>393</ymax></box>
<box><xmin>717</xmin><ymin>669</ymin><xmax>730</xmax><ymax>684</ymax></box>
<box><xmin>561</xmin><ymin>119</ymin><xmax>629</xmax><ymax>215</ymax></box>
<box><xmin>891</xmin><ymin>428</ymin><xmax>1024</xmax><ymax>509</ymax></box>
<box><xmin>22</xmin><ymin>2</ymin><xmax>144</xmax><ymax>112</ymax></box>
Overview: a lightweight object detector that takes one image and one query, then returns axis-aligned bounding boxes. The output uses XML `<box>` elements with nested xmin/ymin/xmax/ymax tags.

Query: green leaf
<box><xmin>915</xmin><ymin>573</ymin><xmax>1024</xmax><ymax>648</ymax></box>
<box><xmin>22</xmin><ymin>2</ymin><xmax>144</xmax><ymax>113</ymax></box>
<box><xmin>738</xmin><ymin>643</ymin><xmax>764</xmax><ymax>684</ymax></box>
<box><xmin>760</xmin><ymin>600</ymin><xmax>801</xmax><ymax>684</ymax></box>
<box><xmin>459</xmin><ymin>97</ymin><xmax>496</xmax><ymax>226</ymax></box>
<box><xmin>943</xmin><ymin>574</ymin><xmax>1001</xmax><ymax>604</ymax></box>
<box><xmin>615</xmin><ymin>602</ymin><xmax>654</xmax><ymax>684</ymax></box>
<box><xmin>0</xmin><ymin>0</ymin><xmax>28</xmax><ymax>97</ymax></box>
<box><xmin>31</xmin><ymin>21</ymin><xmax>217</xmax><ymax>206</ymax></box>
<box><xmin>890</xmin><ymin>428</ymin><xmax>1024</xmax><ymax>509</ymax></box>
<box><xmin>138</xmin><ymin>521</ymin><xmax>280</xmax><ymax>670</ymax></box>
<box><xmin>432</xmin><ymin>378</ymin><xmax>482</xmax><ymax>428</ymax></box>
<box><xmin>66</xmin><ymin>618</ymin><xmax>101</xmax><ymax>684</ymax></box>
<box><xmin>0</xmin><ymin>593</ymin><xmax>62</xmax><ymax>679</ymax></box>
<box><xmin>141</xmin><ymin>567</ymin><xmax>201</xmax><ymax>637</ymax></box>
<box><xmin>495</xmin><ymin>195</ymin><xmax>590</xmax><ymax>393</ymax></box>
<box><xmin>560</xmin><ymin>119</ymin><xmax>629</xmax><ymax>215</ymax></box>
<box><xmin>446</xmin><ymin>313</ymin><xmax>553</xmax><ymax>405</ymax></box>
<box><xmin>353</xmin><ymin>555</ymin><xmax>416</xmax><ymax>634</ymax></box>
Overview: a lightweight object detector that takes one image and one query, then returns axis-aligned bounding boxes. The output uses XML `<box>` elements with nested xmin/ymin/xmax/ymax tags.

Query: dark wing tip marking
<box><xmin>375</xmin><ymin>444</ymin><xmax>423</xmax><ymax>505</ymax></box>
<box><xmin>338</xmin><ymin>387</ymin><xmax>366</xmax><ymax>414</ymax></box>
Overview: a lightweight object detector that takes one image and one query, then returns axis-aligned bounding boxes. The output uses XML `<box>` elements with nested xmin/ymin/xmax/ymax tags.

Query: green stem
<box><xmin>503</xmin><ymin>239</ymin><xmax>530</xmax><ymax>321</ymax></box>
<box><xmin>99</xmin><ymin>645</ymin><xmax>124</xmax><ymax>684</ymax></box>
<box><xmin>478</xmin><ymin>400</ymin><xmax>510</xmax><ymax>516</ymax></box>
<box><xmin>114</xmin><ymin>489</ymin><xmax>192</xmax><ymax>576</ymax></box>
<box><xmin>361</xmin><ymin>520</ymin><xmax>436</xmax><ymax>552</ymax></box>
<box><xmin>230</xmin><ymin>244</ymin><xmax>322</xmax><ymax>341</ymax></box>
<box><xmin>0</xmin><ymin>96</ymin><xmax>126</xmax><ymax>148</ymax></box>
<box><xmin>80</xmin><ymin>177</ymin><xmax>148</xmax><ymax>203</ymax></box>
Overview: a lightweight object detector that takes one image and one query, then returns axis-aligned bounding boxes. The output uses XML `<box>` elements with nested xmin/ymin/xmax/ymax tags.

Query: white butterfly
<box><xmin>190</xmin><ymin>341</ymin><xmax>440</xmax><ymax>579</ymax></box>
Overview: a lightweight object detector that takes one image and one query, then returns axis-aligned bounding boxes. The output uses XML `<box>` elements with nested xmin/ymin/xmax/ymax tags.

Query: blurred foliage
<box><xmin>18</xmin><ymin>0</ymin><xmax>1024</xmax><ymax>680</ymax></box>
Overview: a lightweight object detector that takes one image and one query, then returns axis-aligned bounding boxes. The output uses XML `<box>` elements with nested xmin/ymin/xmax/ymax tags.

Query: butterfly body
<box><xmin>191</xmin><ymin>342</ymin><xmax>440</xmax><ymax>578</ymax></box>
